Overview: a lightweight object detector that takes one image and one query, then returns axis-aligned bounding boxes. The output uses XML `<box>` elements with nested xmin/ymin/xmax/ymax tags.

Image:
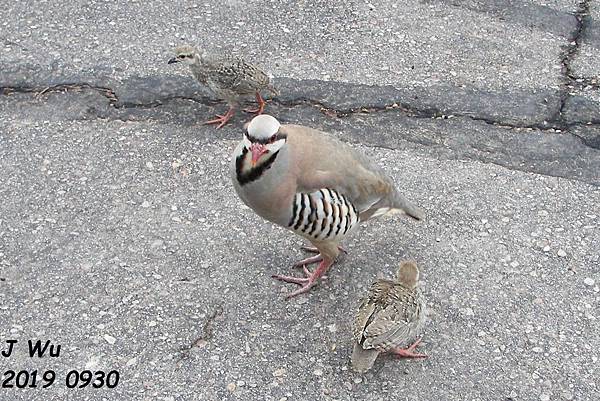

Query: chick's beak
<box><xmin>250</xmin><ymin>143</ymin><xmax>268</xmax><ymax>166</ymax></box>
<box><xmin>168</xmin><ymin>57</ymin><xmax>180</xmax><ymax>65</ymax></box>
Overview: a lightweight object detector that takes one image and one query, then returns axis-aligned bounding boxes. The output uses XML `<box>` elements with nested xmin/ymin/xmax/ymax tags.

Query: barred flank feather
<box><xmin>287</xmin><ymin>188</ymin><xmax>359</xmax><ymax>242</ymax></box>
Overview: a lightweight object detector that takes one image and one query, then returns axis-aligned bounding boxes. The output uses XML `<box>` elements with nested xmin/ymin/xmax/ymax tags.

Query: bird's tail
<box><xmin>388</xmin><ymin>191</ymin><xmax>425</xmax><ymax>220</ymax></box>
<box><xmin>350</xmin><ymin>343</ymin><xmax>379</xmax><ymax>373</ymax></box>
<box><xmin>266</xmin><ymin>83</ymin><xmax>279</xmax><ymax>97</ymax></box>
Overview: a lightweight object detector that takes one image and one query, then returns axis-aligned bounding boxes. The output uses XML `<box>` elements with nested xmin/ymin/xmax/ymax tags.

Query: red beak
<box><xmin>250</xmin><ymin>143</ymin><xmax>268</xmax><ymax>166</ymax></box>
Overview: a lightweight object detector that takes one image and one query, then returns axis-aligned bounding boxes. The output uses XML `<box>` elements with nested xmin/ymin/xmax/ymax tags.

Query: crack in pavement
<box><xmin>2</xmin><ymin>82</ymin><xmax>118</xmax><ymax>104</ymax></box>
<box><xmin>2</xmin><ymin>81</ymin><xmax>600</xmax><ymax>137</ymax></box>
<box><xmin>568</xmin><ymin>76</ymin><xmax>600</xmax><ymax>90</ymax></box>
<box><xmin>557</xmin><ymin>0</ymin><xmax>592</xmax><ymax>120</ymax></box>
<box><xmin>192</xmin><ymin>304</ymin><xmax>224</xmax><ymax>346</ymax></box>
<box><xmin>2</xmin><ymin>78</ymin><xmax>599</xmax><ymax>186</ymax></box>
<box><xmin>561</xmin><ymin>0</ymin><xmax>591</xmax><ymax>79</ymax></box>
<box><xmin>288</xmin><ymin>99</ymin><xmax>576</xmax><ymax>132</ymax></box>
<box><xmin>175</xmin><ymin>303</ymin><xmax>224</xmax><ymax>365</ymax></box>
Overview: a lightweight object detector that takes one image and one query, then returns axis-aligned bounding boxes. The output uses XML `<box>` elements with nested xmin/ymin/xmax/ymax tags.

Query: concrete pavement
<box><xmin>1</xmin><ymin>1</ymin><xmax>599</xmax><ymax>400</ymax></box>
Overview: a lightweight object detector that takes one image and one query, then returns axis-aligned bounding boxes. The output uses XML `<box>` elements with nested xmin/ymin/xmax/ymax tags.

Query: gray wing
<box><xmin>287</xmin><ymin>126</ymin><xmax>397</xmax><ymax>216</ymax></box>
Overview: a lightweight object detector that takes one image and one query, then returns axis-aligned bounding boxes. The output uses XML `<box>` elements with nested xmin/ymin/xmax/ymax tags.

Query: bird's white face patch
<box><xmin>247</xmin><ymin>115</ymin><xmax>280</xmax><ymax>141</ymax></box>
<box><xmin>264</xmin><ymin>138</ymin><xmax>286</xmax><ymax>153</ymax></box>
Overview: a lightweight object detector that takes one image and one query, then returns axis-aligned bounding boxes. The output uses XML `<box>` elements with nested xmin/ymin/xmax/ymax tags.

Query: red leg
<box><xmin>292</xmin><ymin>245</ymin><xmax>347</xmax><ymax>268</ymax></box>
<box><xmin>272</xmin><ymin>258</ymin><xmax>334</xmax><ymax>298</ymax></box>
<box><xmin>390</xmin><ymin>337</ymin><xmax>427</xmax><ymax>359</ymax></box>
<box><xmin>300</xmin><ymin>245</ymin><xmax>347</xmax><ymax>255</ymax></box>
<box><xmin>203</xmin><ymin>106</ymin><xmax>235</xmax><ymax>128</ymax></box>
<box><xmin>292</xmin><ymin>254</ymin><xmax>323</xmax><ymax>268</ymax></box>
<box><xmin>243</xmin><ymin>92</ymin><xmax>266</xmax><ymax>114</ymax></box>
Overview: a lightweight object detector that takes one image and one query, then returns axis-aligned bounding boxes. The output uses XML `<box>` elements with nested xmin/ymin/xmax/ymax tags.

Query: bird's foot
<box><xmin>203</xmin><ymin>108</ymin><xmax>235</xmax><ymax>128</ymax></box>
<box><xmin>243</xmin><ymin>92</ymin><xmax>266</xmax><ymax>115</ymax></box>
<box><xmin>300</xmin><ymin>245</ymin><xmax>347</xmax><ymax>255</ymax></box>
<box><xmin>242</xmin><ymin>105</ymin><xmax>263</xmax><ymax>114</ymax></box>
<box><xmin>292</xmin><ymin>253</ymin><xmax>323</xmax><ymax>268</ymax></box>
<box><xmin>272</xmin><ymin>259</ymin><xmax>333</xmax><ymax>298</ymax></box>
<box><xmin>391</xmin><ymin>337</ymin><xmax>427</xmax><ymax>359</ymax></box>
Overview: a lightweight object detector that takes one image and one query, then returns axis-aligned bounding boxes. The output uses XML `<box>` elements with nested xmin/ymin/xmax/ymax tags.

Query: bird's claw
<box><xmin>391</xmin><ymin>337</ymin><xmax>428</xmax><ymax>359</ymax></box>
<box><xmin>292</xmin><ymin>254</ymin><xmax>323</xmax><ymax>268</ymax></box>
<box><xmin>243</xmin><ymin>106</ymin><xmax>263</xmax><ymax>114</ymax></box>
<box><xmin>203</xmin><ymin>108</ymin><xmax>235</xmax><ymax>128</ymax></box>
<box><xmin>272</xmin><ymin>266</ymin><xmax>318</xmax><ymax>298</ymax></box>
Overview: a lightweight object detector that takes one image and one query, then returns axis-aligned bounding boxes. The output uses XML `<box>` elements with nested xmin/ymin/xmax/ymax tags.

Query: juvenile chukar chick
<box><xmin>168</xmin><ymin>44</ymin><xmax>278</xmax><ymax>128</ymax></box>
<box><xmin>351</xmin><ymin>261</ymin><xmax>427</xmax><ymax>373</ymax></box>
<box><xmin>230</xmin><ymin>114</ymin><xmax>424</xmax><ymax>298</ymax></box>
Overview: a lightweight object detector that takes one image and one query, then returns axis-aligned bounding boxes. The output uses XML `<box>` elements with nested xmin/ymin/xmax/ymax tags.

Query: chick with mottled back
<box><xmin>168</xmin><ymin>44</ymin><xmax>278</xmax><ymax>128</ymax></box>
<box><xmin>351</xmin><ymin>261</ymin><xmax>427</xmax><ymax>373</ymax></box>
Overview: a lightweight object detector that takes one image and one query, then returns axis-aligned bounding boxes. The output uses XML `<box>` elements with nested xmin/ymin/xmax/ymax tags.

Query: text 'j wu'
<box><xmin>1</xmin><ymin>340</ymin><xmax>62</xmax><ymax>358</ymax></box>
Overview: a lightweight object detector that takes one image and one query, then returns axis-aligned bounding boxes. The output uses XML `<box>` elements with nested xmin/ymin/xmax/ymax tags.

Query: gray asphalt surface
<box><xmin>1</xmin><ymin>1</ymin><xmax>599</xmax><ymax>400</ymax></box>
<box><xmin>0</xmin><ymin>0</ymin><xmax>582</xmax><ymax>91</ymax></box>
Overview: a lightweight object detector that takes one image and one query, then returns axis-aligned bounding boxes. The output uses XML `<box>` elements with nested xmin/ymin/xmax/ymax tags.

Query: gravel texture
<box><xmin>1</xmin><ymin>1</ymin><xmax>599</xmax><ymax>400</ymax></box>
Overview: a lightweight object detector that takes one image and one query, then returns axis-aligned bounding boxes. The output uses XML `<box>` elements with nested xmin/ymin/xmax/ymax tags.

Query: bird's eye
<box><xmin>268</xmin><ymin>134</ymin><xmax>277</xmax><ymax>143</ymax></box>
<box><xmin>178</xmin><ymin>54</ymin><xmax>185</xmax><ymax>59</ymax></box>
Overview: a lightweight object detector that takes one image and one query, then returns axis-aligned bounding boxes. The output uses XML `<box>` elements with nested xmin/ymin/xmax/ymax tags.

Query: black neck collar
<box><xmin>235</xmin><ymin>147</ymin><xmax>280</xmax><ymax>186</ymax></box>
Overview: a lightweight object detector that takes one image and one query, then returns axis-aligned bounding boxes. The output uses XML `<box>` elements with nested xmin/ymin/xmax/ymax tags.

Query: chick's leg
<box><xmin>391</xmin><ymin>337</ymin><xmax>427</xmax><ymax>359</ymax></box>
<box><xmin>204</xmin><ymin>106</ymin><xmax>236</xmax><ymax>128</ymax></box>
<box><xmin>243</xmin><ymin>92</ymin><xmax>266</xmax><ymax>114</ymax></box>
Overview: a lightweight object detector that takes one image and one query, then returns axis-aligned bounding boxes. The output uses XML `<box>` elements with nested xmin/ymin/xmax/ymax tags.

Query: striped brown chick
<box><xmin>168</xmin><ymin>44</ymin><xmax>278</xmax><ymax>128</ymax></box>
<box><xmin>351</xmin><ymin>261</ymin><xmax>427</xmax><ymax>373</ymax></box>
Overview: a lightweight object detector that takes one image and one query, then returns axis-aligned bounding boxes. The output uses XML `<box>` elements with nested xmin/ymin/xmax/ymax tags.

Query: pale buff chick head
<box><xmin>396</xmin><ymin>261</ymin><xmax>420</xmax><ymax>289</ymax></box>
<box><xmin>168</xmin><ymin>45</ymin><xmax>199</xmax><ymax>65</ymax></box>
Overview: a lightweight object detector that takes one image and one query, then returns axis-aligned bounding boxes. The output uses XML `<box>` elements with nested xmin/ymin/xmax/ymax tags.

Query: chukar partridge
<box><xmin>351</xmin><ymin>261</ymin><xmax>426</xmax><ymax>373</ymax></box>
<box><xmin>231</xmin><ymin>115</ymin><xmax>424</xmax><ymax>298</ymax></box>
<box><xmin>168</xmin><ymin>44</ymin><xmax>278</xmax><ymax>128</ymax></box>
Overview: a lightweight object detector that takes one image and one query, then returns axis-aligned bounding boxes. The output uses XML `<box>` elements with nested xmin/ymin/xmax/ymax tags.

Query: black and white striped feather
<box><xmin>287</xmin><ymin>188</ymin><xmax>360</xmax><ymax>242</ymax></box>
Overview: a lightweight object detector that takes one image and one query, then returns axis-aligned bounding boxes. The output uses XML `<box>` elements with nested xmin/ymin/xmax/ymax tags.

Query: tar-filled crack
<box><xmin>556</xmin><ymin>0</ymin><xmax>592</xmax><ymax>122</ymax></box>
<box><xmin>0</xmin><ymin>0</ymin><xmax>595</xmax><ymax>134</ymax></box>
<box><xmin>276</xmin><ymin>98</ymin><xmax>600</xmax><ymax>145</ymax></box>
<box><xmin>118</xmin><ymin>95</ymin><xmax>221</xmax><ymax>109</ymax></box>
<box><xmin>1</xmin><ymin>83</ymin><xmax>118</xmax><ymax>104</ymax></box>
<box><xmin>2</xmin><ymin>48</ymin><xmax>599</xmax><ymax>150</ymax></box>
<box><xmin>567</xmin><ymin>76</ymin><xmax>599</xmax><ymax>90</ymax></box>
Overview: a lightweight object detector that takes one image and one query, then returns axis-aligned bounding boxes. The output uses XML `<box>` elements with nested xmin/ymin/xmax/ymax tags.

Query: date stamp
<box><xmin>2</xmin><ymin>369</ymin><xmax>119</xmax><ymax>389</ymax></box>
<box><xmin>1</xmin><ymin>339</ymin><xmax>120</xmax><ymax>390</ymax></box>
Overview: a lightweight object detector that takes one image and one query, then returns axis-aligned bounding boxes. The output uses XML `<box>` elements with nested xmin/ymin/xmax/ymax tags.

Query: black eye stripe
<box><xmin>245</xmin><ymin>132</ymin><xmax>287</xmax><ymax>144</ymax></box>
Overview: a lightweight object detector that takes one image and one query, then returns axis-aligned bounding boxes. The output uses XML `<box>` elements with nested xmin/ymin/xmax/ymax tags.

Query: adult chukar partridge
<box><xmin>231</xmin><ymin>115</ymin><xmax>424</xmax><ymax>298</ymax></box>
<box><xmin>168</xmin><ymin>44</ymin><xmax>278</xmax><ymax>128</ymax></box>
<box><xmin>351</xmin><ymin>261</ymin><xmax>426</xmax><ymax>373</ymax></box>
